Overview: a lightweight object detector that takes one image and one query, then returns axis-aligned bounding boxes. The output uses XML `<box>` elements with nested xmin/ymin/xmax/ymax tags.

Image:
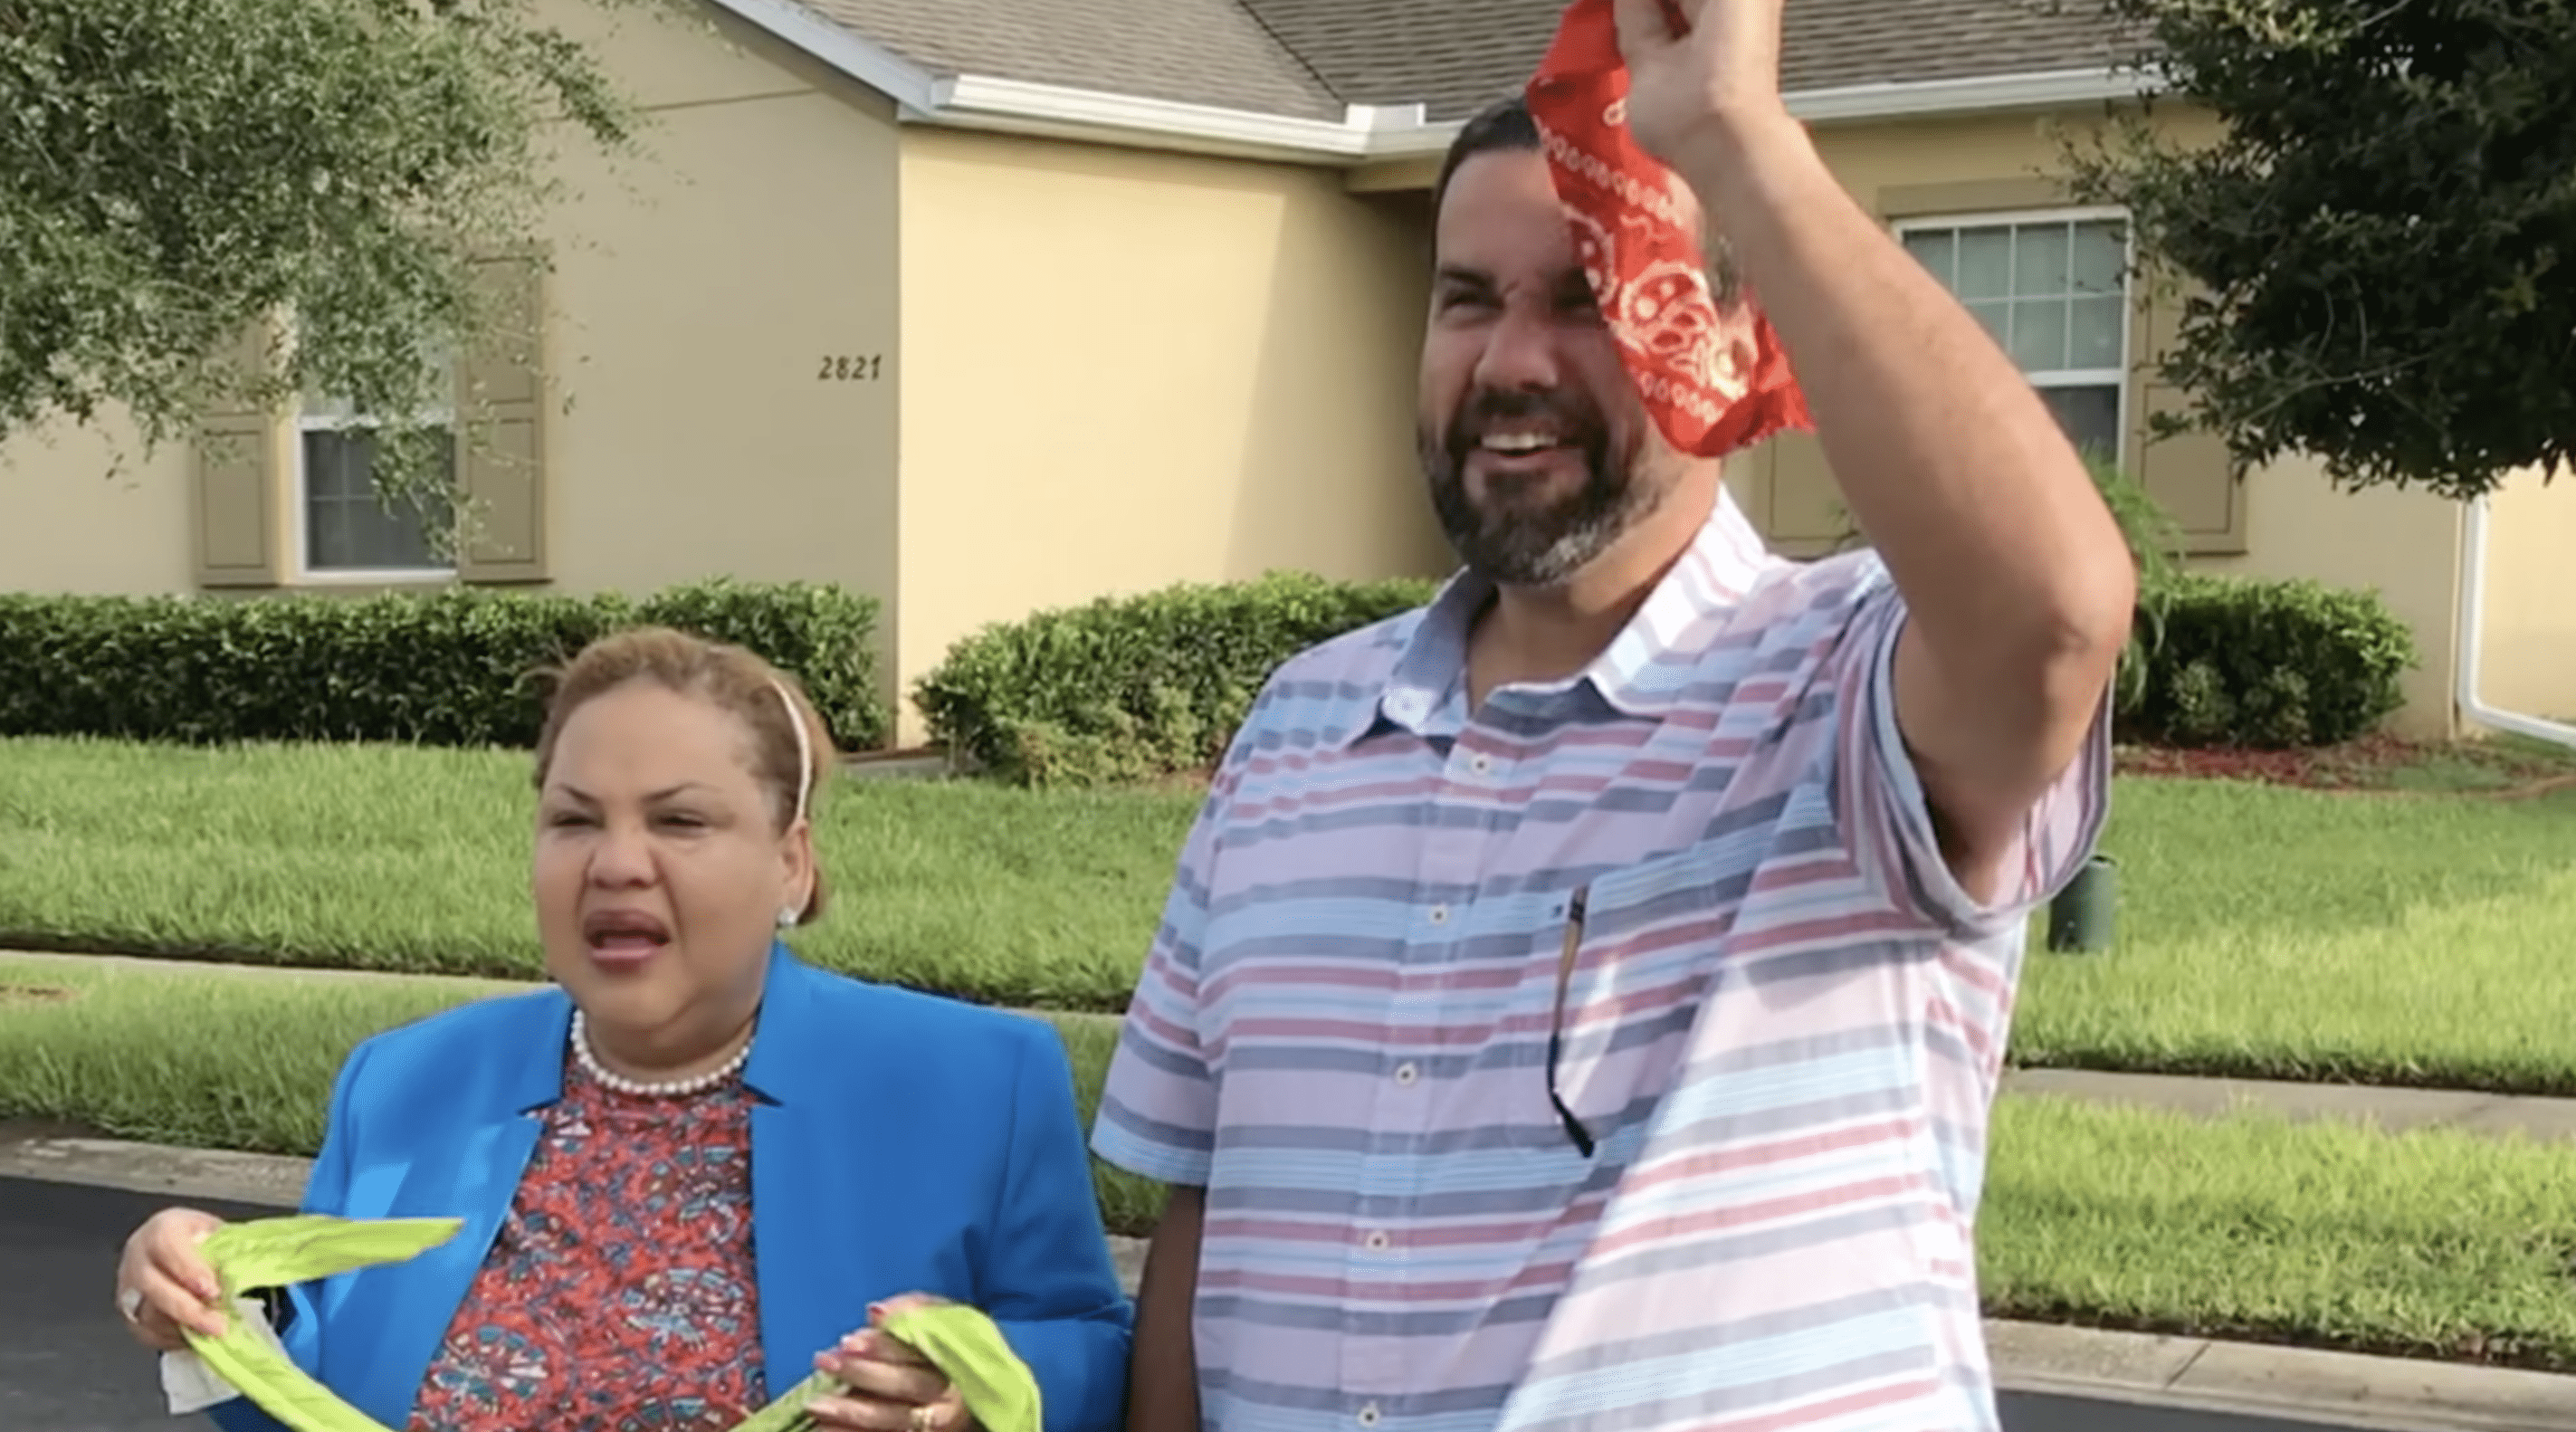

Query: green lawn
<box><xmin>0</xmin><ymin>737</ymin><xmax>1197</xmax><ymax>1011</ymax></box>
<box><xmin>2017</xmin><ymin>778</ymin><xmax>2576</xmax><ymax>1093</ymax></box>
<box><xmin>5</xmin><ymin>954</ymin><xmax>2571</xmax><ymax>1371</ymax></box>
<box><xmin>6</xmin><ymin>736</ymin><xmax>2576</xmax><ymax>1088</ymax></box>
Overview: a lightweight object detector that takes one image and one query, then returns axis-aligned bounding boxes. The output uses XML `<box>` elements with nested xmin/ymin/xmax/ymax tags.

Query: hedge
<box><xmin>915</xmin><ymin>570</ymin><xmax>1440</xmax><ymax>786</ymax></box>
<box><xmin>0</xmin><ymin>578</ymin><xmax>889</xmax><ymax>749</ymax></box>
<box><xmin>917</xmin><ymin>551</ymin><xmax>2419</xmax><ymax>786</ymax></box>
<box><xmin>2122</xmin><ymin>574</ymin><xmax>2417</xmax><ymax>749</ymax></box>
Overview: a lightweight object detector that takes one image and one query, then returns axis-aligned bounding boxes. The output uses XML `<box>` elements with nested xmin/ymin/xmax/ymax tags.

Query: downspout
<box><xmin>2454</xmin><ymin>496</ymin><xmax>2576</xmax><ymax>748</ymax></box>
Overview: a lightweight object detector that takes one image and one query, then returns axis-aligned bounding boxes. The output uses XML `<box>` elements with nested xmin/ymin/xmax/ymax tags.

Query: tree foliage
<box><xmin>2064</xmin><ymin>0</ymin><xmax>2576</xmax><ymax>501</ymax></box>
<box><xmin>0</xmin><ymin>0</ymin><xmax>644</xmax><ymax>497</ymax></box>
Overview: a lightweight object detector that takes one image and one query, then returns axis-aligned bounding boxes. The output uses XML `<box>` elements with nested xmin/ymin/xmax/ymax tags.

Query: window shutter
<box><xmin>190</xmin><ymin>320</ymin><xmax>286</xmax><ymax>588</ymax></box>
<box><xmin>455</xmin><ymin>250</ymin><xmax>549</xmax><ymax>583</ymax></box>
<box><xmin>2129</xmin><ymin>263</ymin><xmax>2248</xmax><ymax>555</ymax></box>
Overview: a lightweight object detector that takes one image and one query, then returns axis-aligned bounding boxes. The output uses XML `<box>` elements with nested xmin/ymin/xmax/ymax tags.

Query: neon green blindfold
<box><xmin>184</xmin><ymin>1216</ymin><xmax>1040</xmax><ymax>1432</ymax></box>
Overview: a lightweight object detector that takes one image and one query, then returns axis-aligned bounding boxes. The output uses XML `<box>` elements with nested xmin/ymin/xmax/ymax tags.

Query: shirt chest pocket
<box><xmin>1513</xmin><ymin>845</ymin><xmax>1729</xmax><ymax>1158</ymax></box>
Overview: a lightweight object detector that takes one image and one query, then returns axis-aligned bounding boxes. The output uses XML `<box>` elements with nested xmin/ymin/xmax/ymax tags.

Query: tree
<box><xmin>2063</xmin><ymin>0</ymin><xmax>2576</xmax><ymax>501</ymax></box>
<box><xmin>0</xmin><ymin>0</ymin><xmax>645</xmax><ymax>508</ymax></box>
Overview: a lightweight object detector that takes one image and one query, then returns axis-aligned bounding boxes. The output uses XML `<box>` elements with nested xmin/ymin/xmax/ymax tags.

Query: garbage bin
<box><xmin>2046</xmin><ymin>853</ymin><xmax>2118</xmax><ymax>953</ymax></box>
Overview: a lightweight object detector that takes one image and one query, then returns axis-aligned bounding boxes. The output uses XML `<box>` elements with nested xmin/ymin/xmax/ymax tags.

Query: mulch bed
<box><xmin>2115</xmin><ymin>735</ymin><xmax>2576</xmax><ymax>796</ymax></box>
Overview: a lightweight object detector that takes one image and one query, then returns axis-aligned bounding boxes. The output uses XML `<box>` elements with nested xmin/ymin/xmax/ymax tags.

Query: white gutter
<box><xmin>1783</xmin><ymin>65</ymin><xmax>2165</xmax><ymax>123</ymax></box>
<box><xmin>698</xmin><ymin>0</ymin><xmax>2157</xmax><ymax>163</ymax></box>
<box><xmin>927</xmin><ymin>78</ymin><xmax>1433</xmax><ymax>162</ymax></box>
<box><xmin>2453</xmin><ymin>497</ymin><xmax>2576</xmax><ymax>749</ymax></box>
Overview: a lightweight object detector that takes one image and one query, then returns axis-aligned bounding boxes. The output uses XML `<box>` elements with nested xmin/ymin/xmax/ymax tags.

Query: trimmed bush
<box><xmin>0</xmin><ymin>578</ymin><xmax>888</xmax><ymax>749</ymax></box>
<box><xmin>2128</xmin><ymin>575</ymin><xmax>2416</xmax><ymax>749</ymax></box>
<box><xmin>916</xmin><ymin>570</ymin><xmax>1440</xmax><ymax>787</ymax></box>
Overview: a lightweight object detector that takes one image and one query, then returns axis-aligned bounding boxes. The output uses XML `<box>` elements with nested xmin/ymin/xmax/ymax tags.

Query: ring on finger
<box><xmin>117</xmin><ymin>1286</ymin><xmax>145</xmax><ymax>1324</ymax></box>
<box><xmin>907</xmin><ymin>1404</ymin><xmax>942</xmax><ymax>1432</ymax></box>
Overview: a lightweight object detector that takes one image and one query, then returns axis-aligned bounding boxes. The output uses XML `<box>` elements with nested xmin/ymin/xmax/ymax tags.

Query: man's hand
<box><xmin>1611</xmin><ymin>0</ymin><xmax>1790</xmax><ymax>167</ymax></box>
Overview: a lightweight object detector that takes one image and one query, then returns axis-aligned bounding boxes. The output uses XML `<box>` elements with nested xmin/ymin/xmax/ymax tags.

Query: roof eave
<box><xmin>701</xmin><ymin>0</ymin><xmax>2165</xmax><ymax>167</ymax></box>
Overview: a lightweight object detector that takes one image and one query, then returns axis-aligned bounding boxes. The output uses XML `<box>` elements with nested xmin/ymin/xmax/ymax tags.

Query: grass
<box><xmin>2017</xmin><ymin>779</ymin><xmax>2576</xmax><ymax>1093</ymax></box>
<box><xmin>6</xmin><ymin>953</ymin><xmax>2572</xmax><ymax>1370</ymax></box>
<box><xmin>1980</xmin><ymin>1096</ymin><xmax>2576</xmax><ymax>1369</ymax></box>
<box><xmin>0</xmin><ymin>738</ymin><xmax>1198</xmax><ymax>1011</ymax></box>
<box><xmin>8</xmin><ymin>735</ymin><xmax>2576</xmax><ymax>1089</ymax></box>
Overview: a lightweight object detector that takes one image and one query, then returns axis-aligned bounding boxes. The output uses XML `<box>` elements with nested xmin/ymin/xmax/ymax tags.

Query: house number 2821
<box><xmin>817</xmin><ymin>355</ymin><xmax>885</xmax><ymax>381</ymax></box>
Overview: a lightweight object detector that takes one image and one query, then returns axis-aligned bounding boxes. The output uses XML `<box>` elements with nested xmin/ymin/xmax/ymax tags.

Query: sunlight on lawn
<box><xmin>2015</xmin><ymin>783</ymin><xmax>2576</xmax><ymax>1090</ymax></box>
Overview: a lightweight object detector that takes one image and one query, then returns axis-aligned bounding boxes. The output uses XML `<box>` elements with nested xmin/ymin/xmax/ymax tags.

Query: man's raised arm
<box><xmin>1617</xmin><ymin>0</ymin><xmax>2137</xmax><ymax>900</ymax></box>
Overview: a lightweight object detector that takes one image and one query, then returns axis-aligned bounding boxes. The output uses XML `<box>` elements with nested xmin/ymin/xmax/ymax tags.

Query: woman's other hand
<box><xmin>113</xmin><ymin>1208</ymin><xmax>232</xmax><ymax>1351</ymax></box>
<box><xmin>805</xmin><ymin>1293</ymin><xmax>978</xmax><ymax>1432</ymax></box>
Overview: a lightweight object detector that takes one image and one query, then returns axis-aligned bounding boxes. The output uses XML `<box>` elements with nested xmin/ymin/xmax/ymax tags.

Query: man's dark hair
<box><xmin>1433</xmin><ymin>97</ymin><xmax>1542</xmax><ymax>216</ymax></box>
<box><xmin>1430</xmin><ymin>95</ymin><xmax>1741</xmax><ymax>310</ymax></box>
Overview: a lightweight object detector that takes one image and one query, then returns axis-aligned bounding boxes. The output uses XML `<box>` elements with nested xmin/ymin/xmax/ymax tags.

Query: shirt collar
<box><xmin>1340</xmin><ymin>487</ymin><xmax>1776</xmax><ymax>749</ymax></box>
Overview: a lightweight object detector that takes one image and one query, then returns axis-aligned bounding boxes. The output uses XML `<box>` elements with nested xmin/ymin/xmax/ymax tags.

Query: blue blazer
<box><xmin>205</xmin><ymin>944</ymin><xmax>1133</xmax><ymax>1432</ymax></box>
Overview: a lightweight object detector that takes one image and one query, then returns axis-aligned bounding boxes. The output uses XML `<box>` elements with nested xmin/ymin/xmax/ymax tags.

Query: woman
<box><xmin>111</xmin><ymin>627</ymin><xmax>1132</xmax><ymax>1432</ymax></box>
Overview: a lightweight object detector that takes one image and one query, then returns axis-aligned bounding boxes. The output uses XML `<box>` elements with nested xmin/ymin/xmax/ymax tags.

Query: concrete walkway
<box><xmin>2003</xmin><ymin>1067</ymin><xmax>2576</xmax><ymax>1143</ymax></box>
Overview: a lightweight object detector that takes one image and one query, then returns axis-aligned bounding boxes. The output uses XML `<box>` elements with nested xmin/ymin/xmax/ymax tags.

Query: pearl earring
<box><xmin>777</xmin><ymin>905</ymin><xmax>797</xmax><ymax>930</ymax></box>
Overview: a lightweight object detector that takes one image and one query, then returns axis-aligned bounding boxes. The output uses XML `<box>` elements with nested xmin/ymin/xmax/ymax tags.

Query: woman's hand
<box><xmin>805</xmin><ymin>1294</ymin><xmax>979</xmax><ymax>1432</ymax></box>
<box><xmin>113</xmin><ymin>1208</ymin><xmax>233</xmax><ymax>1352</ymax></box>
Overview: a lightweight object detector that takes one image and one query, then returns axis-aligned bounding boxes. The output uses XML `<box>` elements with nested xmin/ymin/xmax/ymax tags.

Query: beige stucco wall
<box><xmin>0</xmin><ymin>0</ymin><xmax>906</xmax><ymax>716</ymax></box>
<box><xmin>893</xmin><ymin>128</ymin><xmax>1452</xmax><ymax>741</ymax></box>
<box><xmin>0</xmin><ymin>416</ymin><xmax>189</xmax><ymax>593</ymax></box>
<box><xmin>2472</xmin><ymin>466</ymin><xmax>2576</xmax><ymax>727</ymax></box>
<box><xmin>532</xmin><ymin>3</ymin><xmax>901</xmax><ymax>625</ymax></box>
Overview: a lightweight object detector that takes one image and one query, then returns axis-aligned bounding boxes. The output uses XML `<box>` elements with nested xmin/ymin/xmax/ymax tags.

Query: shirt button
<box><xmin>1394</xmin><ymin>1062</ymin><xmax>1419</xmax><ymax>1085</ymax></box>
<box><xmin>1427</xmin><ymin>904</ymin><xmax>1449</xmax><ymax>925</ymax></box>
<box><xmin>1358</xmin><ymin>1405</ymin><xmax>1382</xmax><ymax>1427</ymax></box>
<box><xmin>1469</xmin><ymin>752</ymin><xmax>1493</xmax><ymax>776</ymax></box>
<box><xmin>1364</xmin><ymin>1230</ymin><xmax>1391</xmax><ymax>1252</ymax></box>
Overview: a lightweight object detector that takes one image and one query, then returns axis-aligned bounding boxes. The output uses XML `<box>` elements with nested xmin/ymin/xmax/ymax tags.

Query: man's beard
<box><xmin>1421</xmin><ymin>387</ymin><xmax>1655</xmax><ymax>588</ymax></box>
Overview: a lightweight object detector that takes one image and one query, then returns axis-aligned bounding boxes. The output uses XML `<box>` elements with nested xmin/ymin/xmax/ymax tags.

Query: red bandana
<box><xmin>1525</xmin><ymin>0</ymin><xmax>1812</xmax><ymax>458</ymax></box>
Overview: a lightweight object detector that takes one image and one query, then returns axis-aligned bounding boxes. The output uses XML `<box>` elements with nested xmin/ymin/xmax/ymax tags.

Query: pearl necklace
<box><xmin>568</xmin><ymin>1009</ymin><xmax>751</xmax><ymax>1098</ymax></box>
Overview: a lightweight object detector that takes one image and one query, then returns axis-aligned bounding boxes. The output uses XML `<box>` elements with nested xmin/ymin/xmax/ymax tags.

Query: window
<box><xmin>295</xmin><ymin>364</ymin><xmax>457</xmax><ymax>578</ymax></box>
<box><xmin>1897</xmin><ymin>212</ymin><xmax>2131</xmax><ymax>462</ymax></box>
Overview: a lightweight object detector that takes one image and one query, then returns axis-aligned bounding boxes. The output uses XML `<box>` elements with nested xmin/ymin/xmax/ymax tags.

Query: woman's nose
<box><xmin>587</xmin><ymin>819</ymin><xmax>654</xmax><ymax>883</ymax></box>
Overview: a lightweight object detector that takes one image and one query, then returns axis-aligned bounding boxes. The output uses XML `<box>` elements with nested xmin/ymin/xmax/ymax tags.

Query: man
<box><xmin>1092</xmin><ymin>0</ymin><xmax>2135</xmax><ymax>1428</ymax></box>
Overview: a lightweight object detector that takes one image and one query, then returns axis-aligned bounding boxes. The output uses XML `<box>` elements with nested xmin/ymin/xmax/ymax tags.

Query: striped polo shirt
<box><xmin>1092</xmin><ymin>494</ymin><xmax>2109</xmax><ymax>1432</ymax></box>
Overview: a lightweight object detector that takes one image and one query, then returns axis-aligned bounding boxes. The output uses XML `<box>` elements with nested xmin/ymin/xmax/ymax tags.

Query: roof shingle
<box><xmin>787</xmin><ymin>0</ymin><xmax>2139</xmax><ymax>125</ymax></box>
<box><xmin>800</xmin><ymin>0</ymin><xmax>1346</xmax><ymax>119</ymax></box>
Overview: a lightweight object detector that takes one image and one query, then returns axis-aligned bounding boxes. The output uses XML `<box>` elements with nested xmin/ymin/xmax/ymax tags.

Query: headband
<box><xmin>771</xmin><ymin>679</ymin><xmax>814</xmax><ymax>826</ymax></box>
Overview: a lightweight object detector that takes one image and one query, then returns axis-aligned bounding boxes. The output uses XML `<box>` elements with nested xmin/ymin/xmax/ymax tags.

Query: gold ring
<box><xmin>908</xmin><ymin>1405</ymin><xmax>940</xmax><ymax>1432</ymax></box>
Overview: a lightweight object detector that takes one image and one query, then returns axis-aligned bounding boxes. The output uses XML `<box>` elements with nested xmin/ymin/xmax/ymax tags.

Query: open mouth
<box><xmin>582</xmin><ymin>909</ymin><xmax>671</xmax><ymax>958</ymax></box>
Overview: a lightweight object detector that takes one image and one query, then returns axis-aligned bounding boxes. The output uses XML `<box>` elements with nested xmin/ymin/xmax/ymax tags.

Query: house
<box><xmin>5</xmin><ymin>0</ymin><xmax>2569</xmax><ymax>747</ymax></box>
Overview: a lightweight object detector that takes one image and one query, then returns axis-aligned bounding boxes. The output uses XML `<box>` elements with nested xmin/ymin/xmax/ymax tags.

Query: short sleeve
<box><xmin>1088</xmin><ymin>767</ymin><xmax>1231</xmax><ymax>1189</ymax></box>
<box><xmin>1828</xmin><ymin>581</ymin><xmax>2112</xmax><ymax>937</ymax></box>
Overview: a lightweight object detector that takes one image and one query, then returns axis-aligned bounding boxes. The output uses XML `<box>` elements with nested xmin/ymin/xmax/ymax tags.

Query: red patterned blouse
<box><xmin>406</xmin><ymin>1053</ymin><xmax>768</xmax><ymax>1432</ymax></box>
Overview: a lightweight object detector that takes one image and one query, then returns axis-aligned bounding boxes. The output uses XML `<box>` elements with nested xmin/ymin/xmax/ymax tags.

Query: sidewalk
<box><xmin>2003</xmin><ymin>1066</ymin><xmax>2576</xmax><ymax>1143</ymax></box>
<box><xmin>10</xmin><ymin>950</ymin><xmax>2576</xmax><ymax>1428</ymax></box>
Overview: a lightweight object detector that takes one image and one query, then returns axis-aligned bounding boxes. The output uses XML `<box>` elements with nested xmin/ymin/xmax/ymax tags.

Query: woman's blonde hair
<box><xmin>533</xmin><ymin>626</ymin><xmax>837</xmax><ymax>925</ymax></box>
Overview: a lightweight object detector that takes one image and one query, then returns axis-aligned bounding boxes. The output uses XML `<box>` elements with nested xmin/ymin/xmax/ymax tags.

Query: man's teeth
<box><xmin>1481</xmin><ymin>433</ymin><xmax>1558</xmax><ymax>453</ymax></box>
